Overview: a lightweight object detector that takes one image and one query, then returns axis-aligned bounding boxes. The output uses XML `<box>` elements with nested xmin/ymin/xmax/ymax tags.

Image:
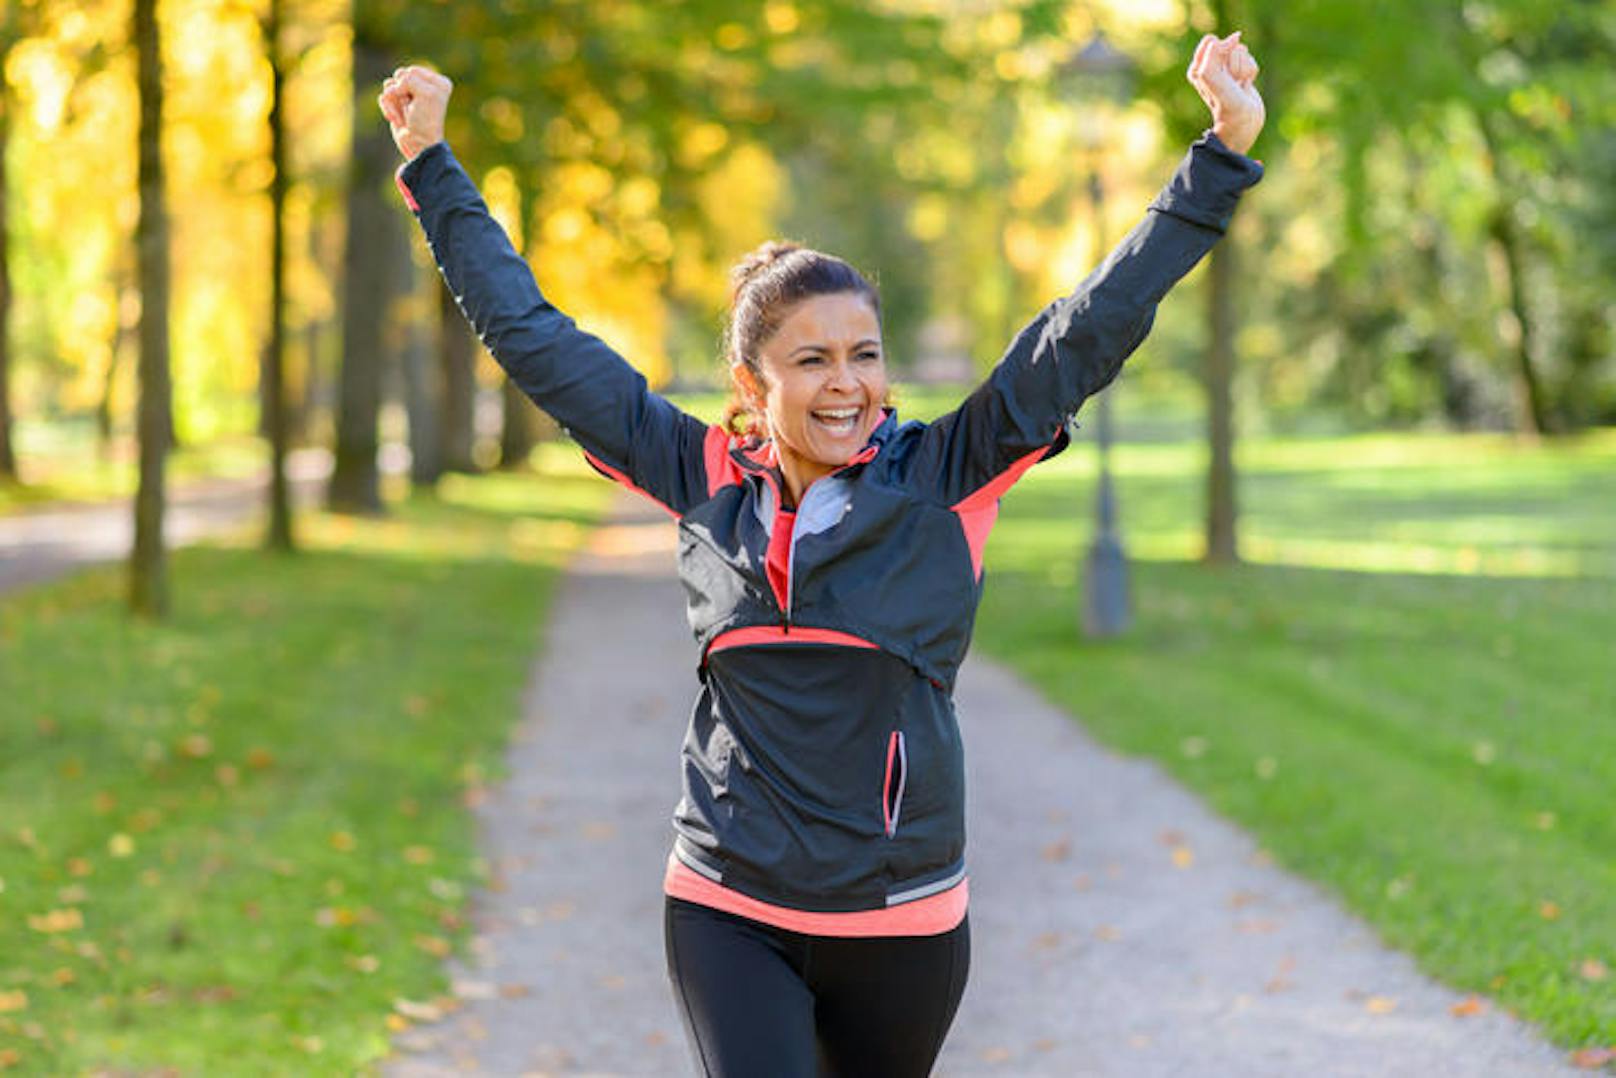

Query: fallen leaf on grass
<box><xmin>315</xmin><ymin>907</ymin><xmax>359</xmax><ymax>928</ymax></box>
<box><xmin>1539</xmin><ymin>900</ymin><xmax>1562</xmax><ymax>921</ymax></box>
<box><xmin>107</xmin><ymin>833</ymin><xmax>135</xmax><ymax>858</ymax></box>
<box><xmin>27</xmin><ymin>909</ymin><xmax>82</xmax><ymax>934</ymax></box>
<box><xmin>403</xmin><ymin>845</ymin><xmax>435</xmax><ymax>866</ymax></box>
<box><xmin>0</xmin><ymin>991</ymin><xmax>26</xmax><ymax>1014</ymax></box>
<box><xmin>177</xmin><ymin>734</ymin><xmax>213</xmax><ymax>759</ymax></box>
<box><xmin>1450</xmin><ymin>996</ymin><xmax>1488</xmax><ymax>1017</ymax></box>
<box><xmin>1579</xmin><ymin>959</ymin><xmax>1608</xmax><ymax>982</ymax></box>
<box><xmin>329</xmin><ymin>831</ymin><xmax>357</xmax><ymax>853</ymax></box>
<box><xmin>1571</xmin><ymin>1047</ymin><xmax>1616</xmax><ymax>1069</ymax></box>
<box><xmin>386</xmin><ymin>1013</ymin><xmax>411</xmax><ymax>1033</ymax></box>
<box><xmin>413</xmin><ymin>934</ymin><xmax>451</xmax><ymax>958</ymax></box>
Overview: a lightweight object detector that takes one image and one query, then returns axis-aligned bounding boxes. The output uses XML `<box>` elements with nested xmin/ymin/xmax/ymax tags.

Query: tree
<box><xmin>327</xmin><ymin>13</ymin><xmax>395</xmax><ymax>513</ymax></box>
<box><xmin>437</xmin><ymin>284</ymin><xmax>477</xmax><ymax>472</ymax></box>
<box><xmin>130</xmin><ymin>0</ymin><xmax>171</xmax><ymax>617</ymax></box>
<box><xmin>0</xmin><ymin>3</ymin><xmax>30</xmax><ymax>483</ymax></box>
<box><xmin>263</xmin><ymin>0</ymin><xmax>294</xmax><ymax>549</ymax></box>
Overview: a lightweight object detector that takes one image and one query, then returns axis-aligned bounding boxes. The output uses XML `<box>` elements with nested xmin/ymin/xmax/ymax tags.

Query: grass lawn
<box><xmin>971</xmin><ymin>419</ymin><xmax>1616</xmax><ymax>1050</ymax></box>
<box><xmin>0</xmin><ymin>444</ymin><xmax>611</xmax><ymax>1073</ymax></box>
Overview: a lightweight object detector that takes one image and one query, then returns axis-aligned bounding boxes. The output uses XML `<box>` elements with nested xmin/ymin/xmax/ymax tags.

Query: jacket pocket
<box><xmin>882</xmin><ymin>730</ymin><xmax>908</xmax><ymax>838</ymax></box>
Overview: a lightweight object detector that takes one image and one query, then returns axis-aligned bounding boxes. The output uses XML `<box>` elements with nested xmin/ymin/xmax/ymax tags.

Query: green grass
<box><xmin>973</xmin><ymin>423</ymin><xmax>1616</xmax><ymax>1050</ymax></box>
<box><xmin>0</xmin><ymin>444</ymin><xmax>611</xmax><ymax>1073</ymax></box>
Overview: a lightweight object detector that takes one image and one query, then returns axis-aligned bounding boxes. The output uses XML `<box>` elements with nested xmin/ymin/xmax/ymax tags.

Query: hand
<box><xmin>1186</xmin><ymin>31</ymin><xmax>1265</xmax><ymax>157</ymax></box>
<box><xmin>378</xmin><ymin>64</ymin><xmax>453</xmax><ymax>161</ymax></box>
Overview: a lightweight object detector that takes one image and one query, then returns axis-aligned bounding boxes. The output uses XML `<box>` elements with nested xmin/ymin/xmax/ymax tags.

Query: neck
<box><xmin>776</xmin><ymin>448</ymin><xmax>833</xmax><ymax>510</ymax></box>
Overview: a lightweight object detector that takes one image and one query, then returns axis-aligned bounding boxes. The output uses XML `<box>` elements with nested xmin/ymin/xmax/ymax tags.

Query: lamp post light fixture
<box><xmin>1058</xmin><ymin>30</ymin><xmax>1137</xmax><ymax>639</ymax></box>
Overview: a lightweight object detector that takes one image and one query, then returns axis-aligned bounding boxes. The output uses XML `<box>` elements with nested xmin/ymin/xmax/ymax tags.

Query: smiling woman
<box><xmin>721</xmin><ymin>243</ymin><xmax>895</xmax><ymax>506</ymax></box>
<box><xmin>380</xmin><ymin>30</ymin><xmax>1265</xmax><ymax>1077</ymax></box>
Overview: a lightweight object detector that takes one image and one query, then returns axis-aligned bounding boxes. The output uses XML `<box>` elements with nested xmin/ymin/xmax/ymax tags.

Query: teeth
<box><xmin>814</xmin><ymin>408</ymin><xmax>860</xmax><ymax>420</ymax></box>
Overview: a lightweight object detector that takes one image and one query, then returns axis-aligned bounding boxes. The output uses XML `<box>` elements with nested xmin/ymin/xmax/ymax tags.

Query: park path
<box><xmin>0</xmin><ymin>450</ymin><xmax>329</xmax><ymax>594</ymax></box>
<box><xmin>382</xmin><ymin>491</ymin><xmax>1575</xmax><ymax>1078</ymax></box>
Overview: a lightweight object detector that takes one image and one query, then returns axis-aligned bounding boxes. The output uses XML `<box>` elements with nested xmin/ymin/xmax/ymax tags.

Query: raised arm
<box><xmin>913</xmin><ymin>33</ymin><xmax>1266</xmax><ymax>508</ymax></box>
<box><xmin>379</xmin><ymin>67</ymin><xmax>713</xmax><ymax>516</ymax></box>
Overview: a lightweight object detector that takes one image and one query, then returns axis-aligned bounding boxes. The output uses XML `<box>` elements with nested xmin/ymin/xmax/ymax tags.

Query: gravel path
<box><xmin>382</xmin><ymin>492</ymin><xmax>1575</xmax><ymax>1077</ymax></box>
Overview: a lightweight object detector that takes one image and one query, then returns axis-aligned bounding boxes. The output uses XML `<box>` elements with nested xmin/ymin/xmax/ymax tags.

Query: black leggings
<box><xmin>664</xmin><ymin>896</ymin><xmax>970</xmax><ymax>1077</ymax></box>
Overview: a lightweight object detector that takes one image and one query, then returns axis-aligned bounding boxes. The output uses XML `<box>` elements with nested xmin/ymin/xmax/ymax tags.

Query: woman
<box><xmin>380</xmin><ymin>31</ymin><xmax>1264</xmax><ymax>1077</ymax></box>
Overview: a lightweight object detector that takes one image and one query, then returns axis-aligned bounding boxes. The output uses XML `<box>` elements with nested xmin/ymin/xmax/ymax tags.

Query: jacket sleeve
<box><xmin>912</xmin><ymin>132</ymin><xmax>1264</xmax><ymax>509</ymax></box>
<box><xmin>396</xmin><ymin>142</ymin><xmax>713</xmax><ymax>517</ymax></box>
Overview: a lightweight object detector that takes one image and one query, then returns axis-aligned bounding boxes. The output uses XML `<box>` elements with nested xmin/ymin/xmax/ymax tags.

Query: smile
<box><xmin>811</xmin><ymin>407</ymin><xmax>862</xmax><ymax>433</ymax></box>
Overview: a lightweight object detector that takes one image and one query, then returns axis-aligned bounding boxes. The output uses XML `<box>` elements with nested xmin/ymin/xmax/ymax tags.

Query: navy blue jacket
<box><xmin>398</xmin><ymin>134</ymin><xmax>1262</xmax><ymax>914</ymax></box>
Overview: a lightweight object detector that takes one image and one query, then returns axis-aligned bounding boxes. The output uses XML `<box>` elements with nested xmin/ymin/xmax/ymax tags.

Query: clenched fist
<box><xmin>1187</xmin><ymin>32</ymin><xmax>1264</xmax><ymax>156</ymax></box>
<box><xmin>378</xmin><ymin>65</ymin><xmax>452</xmax><ymax>161</ymax></box>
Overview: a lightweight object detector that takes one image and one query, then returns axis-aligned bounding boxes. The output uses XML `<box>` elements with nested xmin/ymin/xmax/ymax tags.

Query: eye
<box><xmin>797</xmin><ymin>354</ymin><xmax>825</xmax><ymax>367</ymax></box>
<box><xmin>857</xmin><ymin>350</ymin><xmax>881</xmax><ymax>362</ymax></box>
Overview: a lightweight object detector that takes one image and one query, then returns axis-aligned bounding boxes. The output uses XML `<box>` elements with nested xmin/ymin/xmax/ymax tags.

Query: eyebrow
<box><xmin>790</xmin><ymin>339</ymin><xmax>882</xmax><ymax>357</ymax></box>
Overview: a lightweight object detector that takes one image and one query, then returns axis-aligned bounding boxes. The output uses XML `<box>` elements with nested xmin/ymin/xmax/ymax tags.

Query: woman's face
<box><xmin>744</xmin><ymin>292</ymin><xmax>889</xmax><ymax>496</ymax></box>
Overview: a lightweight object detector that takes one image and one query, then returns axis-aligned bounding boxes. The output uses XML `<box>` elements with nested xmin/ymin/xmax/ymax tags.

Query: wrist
<box><xmin>1211</xmin><ymin>120</ymin><xmax>1257</xmax><ymax>157</ymax></box>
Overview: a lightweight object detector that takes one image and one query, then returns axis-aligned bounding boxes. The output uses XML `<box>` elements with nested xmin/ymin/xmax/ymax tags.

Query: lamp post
<box><xmin>1059</xmin><ymin>31</ymin><xmax>1136</xmax><ymax>639</ymax></box>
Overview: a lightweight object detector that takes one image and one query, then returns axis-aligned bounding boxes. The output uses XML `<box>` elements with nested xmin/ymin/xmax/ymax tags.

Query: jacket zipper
<box><xmin>734</xmin><ymin>440</ymin><xmax>879</xmax><ymax>632</ymax></box>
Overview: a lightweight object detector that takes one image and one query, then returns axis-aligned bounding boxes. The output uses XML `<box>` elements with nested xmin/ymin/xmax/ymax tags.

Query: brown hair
<box><xmin>721</xmin><ymin>240</ymin><xmax>884</xmax><ymax>441</ymax></box>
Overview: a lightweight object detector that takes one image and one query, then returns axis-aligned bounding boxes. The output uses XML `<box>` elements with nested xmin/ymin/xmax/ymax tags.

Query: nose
<box><xmin>827</xmin><ymin>357</ymin><xmax>859</xmax><ymax>392</ymax></box>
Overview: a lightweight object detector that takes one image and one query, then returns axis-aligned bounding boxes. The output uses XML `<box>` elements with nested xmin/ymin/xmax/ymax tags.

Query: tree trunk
<box><xmin>263</xmin><ymin>0</ymin><xmax>294</xmax><ymax>550</ymax></box>
<box><xmin>1203</xmin><ymin>238</ymin><xmax>1239</xmax><ymax>566</ymax></box>
<box><xmin>498</xmin><ymin>378</ymin><xmax>534</xmax><ymax>470</ymax></box>
<box><xmin>438</xmin><ymin>284</ymin><xmax>477</xmax><ymax>472</ymax></box>
<box><xmin>398</xmin><ymin>224</ymin><xmax>441</xmax><ymax>488</ymax></box>
<box><xmin>1474</xmin><ymin>109</ymin><xmax>1552</xmax><ymax>438</ymax></box>
<box><xmin>327</xmin><ymin>32</ymin><xmax>392</xmax><ymax>514</ymax></box>
<box><xmin>1489</xmin><ymin>208</ymin><xmax>1552</xmax><ymax>438</ymax></box>
<box><xmin>0</xmin><ymin>73</ymin><xmax>17</xmax><ymax>483</ymax></box>
<box><xmin>130</xmin><ymin>0</ymin><xmax>172</xmax><ymax>617</ymax></box>
<box><xmin>498</xmin><ymin>179</ymin><xmax>536</xmax><ymax>470</ymax></box>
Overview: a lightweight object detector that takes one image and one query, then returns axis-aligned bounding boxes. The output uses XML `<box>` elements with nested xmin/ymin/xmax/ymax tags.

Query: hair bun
<box><xmin>730</xmin><ymin>240</ymin><xmax>803</xmax><ymax>300</ymax></box>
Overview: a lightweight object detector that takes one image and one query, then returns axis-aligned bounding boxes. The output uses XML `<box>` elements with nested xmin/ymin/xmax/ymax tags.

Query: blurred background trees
<box><xmin>1</xmin><ymin>0</ymin><xmax>1612</xmax><ymax>582</ymax></box>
